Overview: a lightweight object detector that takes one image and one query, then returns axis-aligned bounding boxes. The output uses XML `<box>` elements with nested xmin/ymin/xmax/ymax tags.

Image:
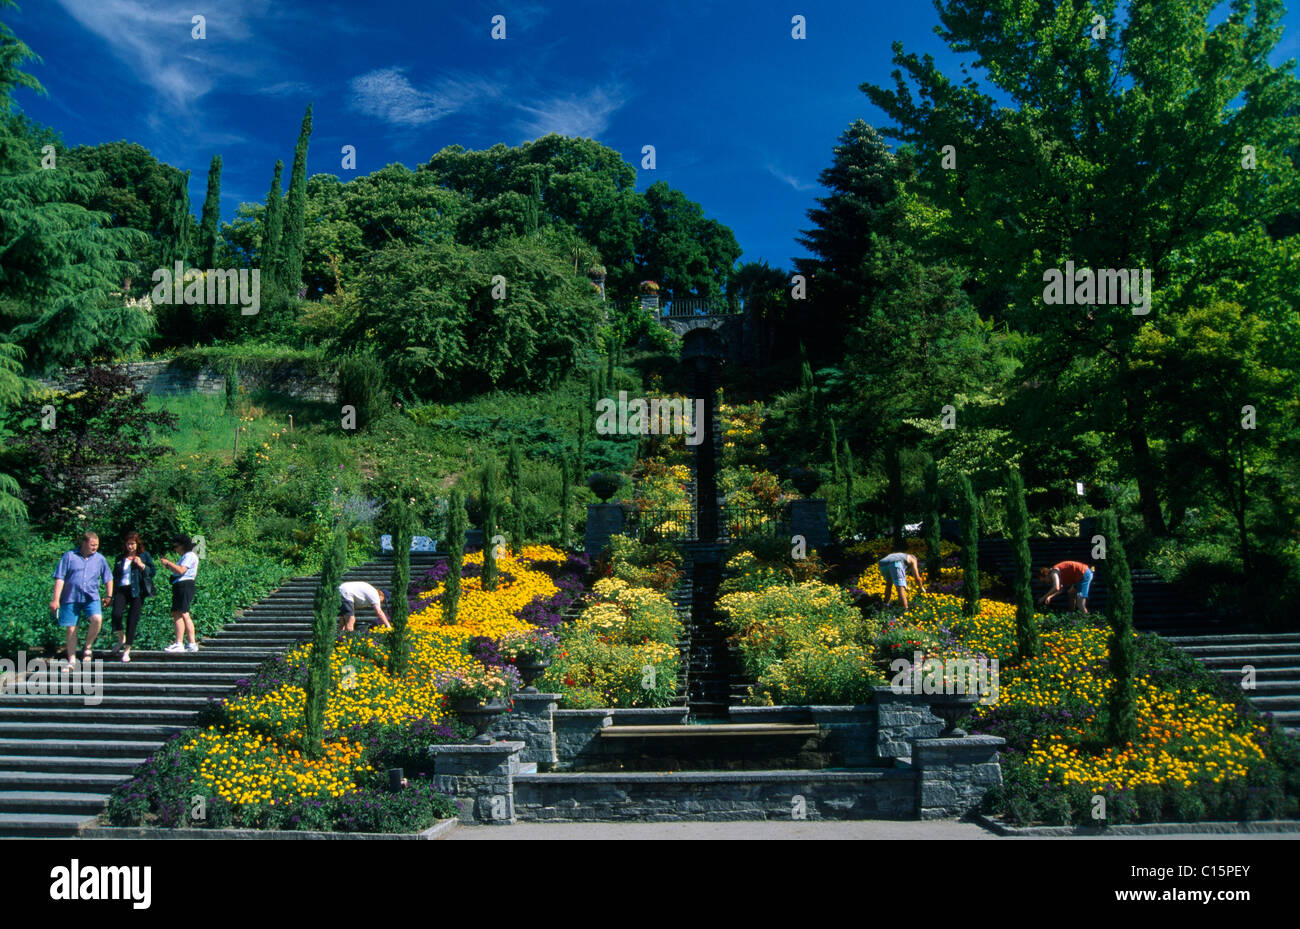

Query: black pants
<box><xmin>111</xmin><ymin>588</ymin><xmax>144</xmax><ymax>647</ymax></box>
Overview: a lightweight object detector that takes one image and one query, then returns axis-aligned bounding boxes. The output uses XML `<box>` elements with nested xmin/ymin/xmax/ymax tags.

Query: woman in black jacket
<box><xmin>110</xmin><ymin>531</ymin><xmax>156</xmax><ymax>663</ymax></box>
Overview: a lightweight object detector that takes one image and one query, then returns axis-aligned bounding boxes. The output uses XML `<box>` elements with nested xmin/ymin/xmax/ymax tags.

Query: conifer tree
<box><xmin>387</xmin><ymin>499</ymin><xmax>413</xmax><ymax>677</ymax></box>
<box><xmin>829</xmin><ymin>420</ymin><xmax>839</xmax><ymax>482</ymax></box>
<box><xmin>481</xmin><ymin>460</ymin><xmax>500</xmax><ymax>591</ymax></box>
<box><xmin>507</xmin><ymin>443</ymin><xmax>525</xmax><ymax>552</ymax></box>
<box><xmin>304</xmin><ymin>529</ymin><xmax>346</xmax><ymax>757</ymax></box>
<box><xmin>560</xmin><ymin>456</ymin><xmax>572</xmax><ymax>549</ymax></box>
<box><xmin>443</xmin><ymin>490</ymin><xmax>466</xmax><ymax>624</ymax></box>
<box><xmin>160</xmin><ymin>169</ymin><xmax>191</xmax><ymax>269</ymax></box>
<box><xmin>957</xmin><ymin>473</ymin><xmax>980</xmax><ymax>618</ymax></box>
<box><xmin>923</xmin><ymin>456</ymin><xmax>941</xmax><ymax>586</ymax></box>
<box><xmin>1006</xmin><ymin>467</ymin><xmax>1039</xmax><ymax>659</ymax></box>
<box><xmin>842</xmin><ymin>440</ymin><xmax>856</xmax><ymax>537</ymax></box>
<box><xmin>1100</xmin><ymin>511</ymin><xmax>1137</xmax><ymax>746</ymax></box>
<box><xmin>279</xmin><ymin>103</ymin><xmax>313</xmax><ymax>294</ymax></box>
<box><xmin>197</xmin><ymin>154</ymin><xmax>222</xmax><ymax>268</ymax></box>
<box><xmin>261</xmin><ymin>159</ymin><xmax>284</xmax><ymax>280</ymax></box>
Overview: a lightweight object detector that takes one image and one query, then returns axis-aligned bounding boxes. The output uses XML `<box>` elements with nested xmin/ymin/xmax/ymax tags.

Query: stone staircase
<box><xmin>1164</xmin><ymin>633</ymin><xmax>1300</xmax><ymax>738</ymax></box>
<box><xmin>0</xmin><ymin>554</ymin><xmax>440</xmax><ymax>838</ymax></box>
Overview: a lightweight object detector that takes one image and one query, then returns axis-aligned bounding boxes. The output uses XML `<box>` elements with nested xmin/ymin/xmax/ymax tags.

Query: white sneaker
<box><xmin>185</xmin><ymin>642</ymin><xmax>199</xmax><ymax>653</ymax></box>
<box><xmin>163</xmin><ymin>642</ymin><xmax>185</xmax><ymax>653</ymax></box>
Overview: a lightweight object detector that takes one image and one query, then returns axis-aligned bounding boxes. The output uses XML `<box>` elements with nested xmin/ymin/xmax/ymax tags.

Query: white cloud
<box><xmin>515</xmin><ymin>86</ymin><xmax>628</xmax><ymax>140</ymax></box>
<box><xmin>53</xmin><ymin>0</ymin><xmax>269</xmax><ymax>108</ymax></box>
<box><xmin>348</xmin><ymin>68</ymin><xmax>500</xmax><ymax>127</ymax></box>
<box><xmin>766</xmin><ymin>164</ymin><xmax>815</xmax><ymax>192</ymax></box>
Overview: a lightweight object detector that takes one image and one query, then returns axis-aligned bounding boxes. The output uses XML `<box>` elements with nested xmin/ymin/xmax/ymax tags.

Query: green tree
<box><xmin>262</xmin><ymin>159</ymin><xmax>284</xmax><ymax>280</ymax></box>
<box><xmin>559</xmin><ymin>456</ymin><xmax>572</xmax><ymax>549</ymax></box>
<box><xmin>443</xmin><ymin>489</ymin><xmax>467</xmax><ymax>624</ymax></box>
<box><xmin>635</xmin><ymin>180</ymin><xmax>741</xmax><ymax>302</ymax></box>
<box><xmin>304</xmin><ymin>528</ymin><xmax>346</xmax><ymax>757</ymax></box>
<box><xmin>861</xmin><ymin>0</ymin><xmax>1300</xmax><ymax>537</ymax></box>
<box><xmin>279</xmin><ymin>103</ymin><xmax>313</xmax><ymax>294</ymax></box>
<box><xmin>1006</xmin><ymin>467</ymin><xmax>1038</xmax><ymax>660</ymax></box>
<box><xmin>481</xmin><ymin>460</ymin><xmax>500</xmax><ymax>591</ymax></box>
<box><xmin>159</xmin><ymin>169</ymin><xmax>192</xmax><ymax>269</ymax></box>
<box><xmin>957</xmin><ymin>472</ymin><xmax>980</xmax><ymax>618</ymax></box>
<box><xmin>387</xmin><ymin>499</ymin><xmax>413</xmax><ymax>677</ymax></box>
<box><xmin>197</xmin><ymin>154</ymin><xmax>222</xmax><ymax>268</ymax></box>
<box><xmin>842</xmin><ymin>440</ymin><xmax>856</xmax><ymax>535</ymax></box>
<box><xmin>923</xmin><ymin>456</ymin><xmax>941</xmax><ymax>585</ymax></box>
<box><xmin>1099</xmin><ymin>510</ymin><xmax>1136</xmax><ymax>746</ymax></box>
<box><xmin>506</xmin><ymin>443</ymin><xmax>524</xmax><ymax>553</ymax></box>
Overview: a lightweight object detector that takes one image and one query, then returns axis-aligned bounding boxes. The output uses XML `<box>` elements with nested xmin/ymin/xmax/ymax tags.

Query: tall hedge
<box><xmin>886</xmin><ymin>438</ymin><xmax>904</xmax><ymax>549</ymax></box>
<box><xmin>1006</xmin><ymin>467</ymin><xmax>1039</xmax><ymax>659</ymax></box>
<box><xmin>842</xmin><ymin>440</ymin><xmax>855</xmax><ymax>536</ymax></box>
<box><xmin>923</xmin><ymin>457</ymin><xmax>941</xmax><ymax>586</ymax></box>
<box><xmin>560</xmin><ymin>457</ymin><xmax>572</xmax><ymax>549</ymax></box>
<box><xmin>304</xmin><ymin>529</ymin><xmax>346</xmax><ymax>757</ymax></box>
<box><xmin>387</xmin><ymin>499</ymin><xmax>413</xmax><ymax>677</ymax></box>
<box><xmin>507</xmin><ymin>443</ymin><xmax>524</xmax><ymax>553</ymax></box>
<box><xmin>1100</xmin><ymin>510</ymin><xmax>1137</xmax><ymax>746</ymax></box>
<box><xmin>956</xmin><ymin>472</ymin><xmax>980</xmax><ymax>618</ymax></box>
<box><xmin>481</xmin><ymin>461</ymin><xmax>500</xmax><ymax>591</ymax></box>
<box><xmin>443</xmin><ymin>490</ymin><xmax>466</xmax><ymax>624</ymax></box>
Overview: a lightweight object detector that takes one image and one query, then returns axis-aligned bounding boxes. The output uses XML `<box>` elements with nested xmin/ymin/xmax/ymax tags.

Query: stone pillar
<box><xmin>430</xmin><ymin>741</ymin><xmax>524</xmax><ymax>825</ymax></box>
<box><xmin>873</xmin><ymin>687</ymin><xmax>944</xmax><ymax>762</ymax></box>
<box><xmin>913</xmin><ymin>735</ymin><xmax>1005</xmax><ymax>819</ymax></box>
<box><xmin>788</xmin><ymin>499</ymin><xmax>830</xmax><ymax>550</ymax></box>
<box><xmin>584</xmin><ymin>503</ymin><xmax>625</xmax><ymax>556</ymax></box>
<box><xmin>492</xmin><ymin>693</ymin><xmax>559</xmax><ymax>768</ymax></box>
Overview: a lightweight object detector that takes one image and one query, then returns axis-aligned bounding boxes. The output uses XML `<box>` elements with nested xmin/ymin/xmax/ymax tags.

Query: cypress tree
<box><xmin>576</xmin><ymin>407</ymin><xmax>588</xmax><ymax>477</ymax></box>
<box><xmin>1100</xmin><ymin>510</ymin><xmax>1137</xmax><ymax>746</ymax></box>
<box><xmin>843</xmin><ymin>440</ymin><xmax>856</xmax><ymax>537</ymax></box>
<box><xmin>1006</xmin><ymin>467</ymin><xmax>1039</xmax><ymax>659</ymax></box>
<box><xmin>957</xmin><ymin>473</ymin><xmax>980</xmax><ymax>618</ymax></box>
<box><xmin>886</xmin><ymin>438</ymin><xmax>904</xmax><ymax>550</ymax></box>
<box><xmin>198</xmin><ymin>154</ymin><xmax>222</xmax><ymax>268</ymax></box>
<box><xmin>923</xmin><ymin>456</ymin><xmax>941</xmax><ymax>586</ymax></box>
<box><xmin>304</xmin><ymin>528</ymin><xmax>347</xmax><ymax>757</ymax></box>
<box><xmin>507</xmin><ymin>443</ymin><xmax>525</xmax><ymax>553</ymax></box>
<box><xmin>387</xmin><ymin>499</ymin><xmax>413</xmax><ymax>677</ymax></box>
<box><xmin>443</xmin><ymin>490</ymin><xmax>467</xmax><ymax>624</ymax></box>
<box><xmin>560</xmin><ymin>457</ymin><xmax>572</xmax><ymax>549</ymax></box>
<box><xmin>262</xmin><ymin>159</ymin><xmax>284</xmax><ymax>281</ymax></box>
<box><xmin>605</xmin><ymin>340</ymin><xmax>615</xmax><ymax>391</ymax></box>
<box><xmin>279</xmin><ymin>103</ymin><xmax>313</xmax><ymax>294</ymax></box>
<box><xmin>482</xmin><ymin>460</ymin><xmax>500</xmax><ymax>591</ymax></box>
<box><xmin>161</xmin><ymin>169</ymin><xmax>192</xmax><ymax>268</ymax></box>
<box><xmin>829</xmin><ymin>420</ymin><xmax>840</xmax><ymax>482</ymax></box>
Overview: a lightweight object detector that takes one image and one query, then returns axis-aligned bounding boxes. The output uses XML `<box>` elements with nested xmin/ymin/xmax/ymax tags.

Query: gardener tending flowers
<box><xmin>1037</xmin><ymin>561</ymin><xmax>1094</xmax><ymax>614</ymax></box>
<box><xmin>338</xmin><ymin>581</ymin><xmax>391</xmax><ymax>633</ymax></box>
<box><xmin>878</xmin><ymin>551</ymin><xmax>926</xmax><ymax>612</ymax></box>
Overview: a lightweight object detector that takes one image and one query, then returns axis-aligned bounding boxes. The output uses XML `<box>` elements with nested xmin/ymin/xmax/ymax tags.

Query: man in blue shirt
<box><xmin>50</xmin><ymin>532</ymin><xmax>113</xmax><ymax>670</ymax></box>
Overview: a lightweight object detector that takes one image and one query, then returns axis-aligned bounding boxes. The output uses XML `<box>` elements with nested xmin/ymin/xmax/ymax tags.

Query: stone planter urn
<box><xmin>454</xmin><ymin>697</ymin><xmax>509</xmax><ymax>744</ymax></box>
<box><xmin>927</xmin><ymin>692</ymin><xmax>980</xmax><ymax>738</ymax></box>
<box><xmin>513</xmin><ymin>653</ymin><xmax>551</xmax><ymax>694</ymax></box>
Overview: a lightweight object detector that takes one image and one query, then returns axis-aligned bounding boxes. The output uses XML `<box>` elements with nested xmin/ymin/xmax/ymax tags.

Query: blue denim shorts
<box><xmin>58</xmin><ymin>599</ymin><xmax>102</xmax><ymax>627</ymax></box>
<box><xmin>1077</xmin><ymin>568</ymin><xmax>1094</xmax><ymax>598</ymax></box>
<box><xmin>879</xmin><ymin>561</ymin><xmax>908</xmax><ymax>588</ymax></box>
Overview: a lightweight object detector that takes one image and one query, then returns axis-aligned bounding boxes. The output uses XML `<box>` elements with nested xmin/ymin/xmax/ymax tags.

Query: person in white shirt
<box><xmin>338</xmin><ymin>581</ymin><xmax>391</xmax><ymax>633</ymax></box>
<box><xmin>158</xmin><ymin>534</ymin><xmax>200</xmax><ymax>653</ymax></box>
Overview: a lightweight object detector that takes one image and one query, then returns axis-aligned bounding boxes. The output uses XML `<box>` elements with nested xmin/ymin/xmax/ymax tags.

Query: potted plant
<box><xmin>440</xmin><ymin>664</ymin><xmax>521</xmax><ymax>743</ymax></box>
<box><xmin>586</xmin><ymin>471</ymin><xmax>624</xmax><ymax>503</ymax></box>
<box><xmin>788</xmin><ymin>465</ymin><xmax>826</xmax><ymax>499</ymax></box>
<box><xmin>498</xmin><ymin>628</ymin><xmax>560</xmax><ymax>693</ymax></box>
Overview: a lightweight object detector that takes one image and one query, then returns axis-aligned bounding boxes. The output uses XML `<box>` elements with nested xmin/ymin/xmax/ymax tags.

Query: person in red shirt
<box><xmin>1036</xmin><ymin>561</ymin><xmax>1095</xmax><ymax>614</ymax></box>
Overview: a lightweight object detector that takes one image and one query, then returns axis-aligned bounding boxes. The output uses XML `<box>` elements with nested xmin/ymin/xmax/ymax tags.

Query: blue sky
<box><xmin>8</xmin><ymin>1</ymin><xmax>1300</xmax><ymax>270</ymax></box>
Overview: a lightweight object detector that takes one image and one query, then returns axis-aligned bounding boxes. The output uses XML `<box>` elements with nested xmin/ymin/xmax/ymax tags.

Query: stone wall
<box><xmin>37</xmin><ymin>358</ymin><xmax>337</xmax><ymax>403</ymax></box>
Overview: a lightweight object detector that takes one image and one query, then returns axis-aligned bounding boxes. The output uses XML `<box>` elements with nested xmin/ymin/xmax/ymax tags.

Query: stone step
<box><xmin>0</xmin><ymin>738</ymin><xmax>165</xmax><ymax>758</ymax></box>
<box><xmin>1264</xmin><ymin>709</ymin><xmax>1300</xmax><ymax>724</ymax></box>
<box><xmin>0</xmin><ymin>707</ymin><xmax>198</xmax><ymax>724</ymax></box>
<box><xmin>1168</xmin><ymin>633</ymin><xmax>1300</xmax><ymax>645</ymax></box>
<box><xmin>1179</xmin><ymin>643</ymin><xmax>1300</xmax><ymax>656</ymax></box>
<box><xmin>0</xmin><ymin>771</ymin><xmax>131</xmax><ymax>792</ymax></box>
<box><xmin>18</xmin><ymin>671</ymin><xmax>252</xmax><ymax>686</ymax></box>
<box><xmin>0</xmin><ymin>694</ymin><xmax>214</xmax><ymax>709</ymax></box>
<box><xmin>0</xmin><ymin>755</ymin><xmax>146</xmax><ymax>775</ymax></box>
<box><xmin>1248</xmin><ymin>695</ymin><xmax>1300</xmax><ymax>710</ymax></box>
<box><xmin>0</xmin><ymin>791</ymin><xmax>109</xmax><ymax>815</ymax></box>
<box><xmin>1196</xmin><ymin>654</ymin><xmax>1300</xmax><ymax>668</ymax></box>
<box><xmin>1211</xmin><ymin>667</ymin><xmax>1300</xmax><ymax>681</ymax></box>
<box><xmin>600</xmin><ymin>723</ymin><xmax>819</xmax><ymax>738</ymax></box>
<box><xmin>0</xmin><ymin>812</ymin><xmax>93</xmax><ymax>837</ymax></box>
<box><xmin>0</xmin><ymin>722</ymin><xmax>187</xmax><ymax>741</ymax></box>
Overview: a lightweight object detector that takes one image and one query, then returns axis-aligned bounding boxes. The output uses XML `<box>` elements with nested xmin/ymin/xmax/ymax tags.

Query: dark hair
<box><xmin>171</xmin><ymin>534</ymin><xmax>194</xmax><ymax>552</ymax></box>
<box><xmin>122</xmin><ymin>531</ymin><xmax>143</xmax><ymax>553</ymax></box>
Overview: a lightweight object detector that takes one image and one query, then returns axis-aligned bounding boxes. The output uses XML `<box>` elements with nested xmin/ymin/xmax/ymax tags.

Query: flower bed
<box><xmin>105</xmin><ymin>545</ymin><xmax>584</xmax><ymax>831</ymax></box>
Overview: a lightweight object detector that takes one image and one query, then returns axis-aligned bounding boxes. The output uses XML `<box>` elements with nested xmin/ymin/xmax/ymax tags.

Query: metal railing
<box><xmin>624</xmin><ymin>504</ymin><xmax>785</xmax><ymax>542</ymax></box>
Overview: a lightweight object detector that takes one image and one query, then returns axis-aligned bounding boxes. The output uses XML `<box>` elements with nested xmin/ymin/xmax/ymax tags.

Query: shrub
<box><xmin>337</xmin><ymin>350</ymin><xmax>390</xmax><ymax>430</ymax></box>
